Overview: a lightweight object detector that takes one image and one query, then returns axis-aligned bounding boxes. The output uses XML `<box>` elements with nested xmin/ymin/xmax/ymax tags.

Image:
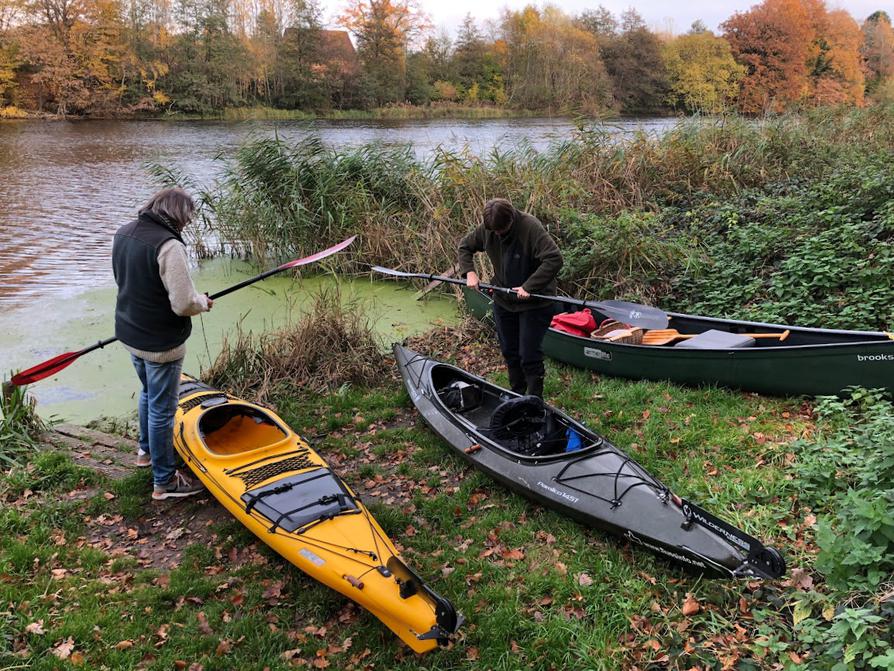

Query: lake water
<box><xmin>0</xmin><ymin>116</ymin><xmax>677</xmax><ymax>420</ymax></box>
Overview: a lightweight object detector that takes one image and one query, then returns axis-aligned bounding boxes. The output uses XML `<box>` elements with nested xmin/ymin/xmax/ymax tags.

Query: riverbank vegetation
<box><xmin>1</xmin><ymin>0</ymin><xmax>892</xmax><ymax>118</ymax></box>
<box><xmin>3</xmin><ymin>315</ymin><xmax>891</xmax><ymax>667</ymax></box>
<box><xmin>192</xmin><ymin>105</ymin><xmax>894</xmax><ymax>330</ymax></box>
<box><xmin>0</xmin><ymin>383</ymin><xmax>49</xmax><ymax>466</ymax></box>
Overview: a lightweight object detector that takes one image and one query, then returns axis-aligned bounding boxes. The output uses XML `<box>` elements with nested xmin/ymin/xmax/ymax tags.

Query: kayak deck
<box><xmin>174</xmin><ymin>375</ymin><xmax>461</xmax><ymax>653</ymax></box>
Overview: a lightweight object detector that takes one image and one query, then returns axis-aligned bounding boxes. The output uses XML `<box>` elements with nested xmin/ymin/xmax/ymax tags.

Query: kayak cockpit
<box><xmin>431</xmin><ymin>365</ymin><xmax>601</xmax><ymax>460</ymax></box>
<box><xmin>199</xmin><ymin>404</ymin><xmax>290</xmax><ymax>455</ymax></box>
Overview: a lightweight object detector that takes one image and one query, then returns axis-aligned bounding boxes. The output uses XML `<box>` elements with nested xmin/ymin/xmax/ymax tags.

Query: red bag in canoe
<box><xmin>550</xmin><ymin>309</ymin><xmax>597</xmax><ymax>337</ymax></box>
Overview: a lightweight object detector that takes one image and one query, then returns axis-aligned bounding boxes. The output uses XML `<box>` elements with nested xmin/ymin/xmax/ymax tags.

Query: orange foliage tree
<box><xmin>723</xmin><ymin>0</ymin><xmax>813</xmax><ymax>113</ymax></box>
<box><xmin>724</xmin><ymin>0</ymin><xmax>865</xmax><ymax>112</ymax></box>
<box><xmin>808</xmin><ymin>8</ymin><xmax>864</xmax><ymax>105</ymax></box>
<box><xmin>862</xmin><ymin>11</ymin><xmax>894</xmax><ymax>97</ymax></box>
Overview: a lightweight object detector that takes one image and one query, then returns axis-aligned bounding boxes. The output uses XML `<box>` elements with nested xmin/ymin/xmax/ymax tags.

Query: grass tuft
<box><xmin>0</xmin><ymin>382</ymin><xmax>50</xmax><ymax>467</ymax></box>
<box><xmin>202</xmin><ymin>288</ymin><xmax>385</xmax><ymax>402</ymax></box>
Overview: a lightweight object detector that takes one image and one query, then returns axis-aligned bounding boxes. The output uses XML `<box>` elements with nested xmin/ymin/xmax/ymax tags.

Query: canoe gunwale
<box><xmin>465</xmin><ymin>286</ymin><xmax>892</xmax><ymax>347</ymax></box>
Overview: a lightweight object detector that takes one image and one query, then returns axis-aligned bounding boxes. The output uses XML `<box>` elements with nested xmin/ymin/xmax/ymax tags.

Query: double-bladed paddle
<box><xmin>10</xmin><ymin>236</ymin><xmax>357</xmax><ymax>386</ymax></box>
<box><xmin>370</xmin><ymin>266</ymin><xmax>670</xmax><ymax>330</ymax></box>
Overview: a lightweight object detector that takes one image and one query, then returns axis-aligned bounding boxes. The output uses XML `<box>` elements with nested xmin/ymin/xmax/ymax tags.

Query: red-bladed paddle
<box><xmin>9</xmin><ymin>236</ymin><xmax>357</xmax><ymax>386</ymax></box>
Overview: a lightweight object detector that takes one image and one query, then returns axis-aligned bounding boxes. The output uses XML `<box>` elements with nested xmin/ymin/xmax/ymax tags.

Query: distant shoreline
<box><xmin>0</xmin><ymin>104</ymin><xmax>670</xmax><ymax>123</ymax></box>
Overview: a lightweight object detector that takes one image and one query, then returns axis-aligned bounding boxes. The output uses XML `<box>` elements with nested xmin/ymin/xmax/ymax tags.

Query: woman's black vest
<box><xmin>112</xmin><ymin>212</ymin><xmax>192</xmax><ymax>352</ymax></box>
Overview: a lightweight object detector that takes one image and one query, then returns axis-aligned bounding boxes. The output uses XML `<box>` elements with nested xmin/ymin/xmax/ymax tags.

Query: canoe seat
<box><xmin>241</xmin><ymin>467</ymin><xmax>359</xmax><ymax>533</ymax></box>
<box><xmin>674</xmin><ymin>329</ymin><xmax>756</xmax><ymax>350</ymax></box>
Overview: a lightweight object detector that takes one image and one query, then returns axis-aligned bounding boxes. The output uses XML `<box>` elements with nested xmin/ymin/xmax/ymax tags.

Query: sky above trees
<box><xmin>316</xmin><ymin>0</ymin><xmax>884</xmax><ymax>35</ymax></box>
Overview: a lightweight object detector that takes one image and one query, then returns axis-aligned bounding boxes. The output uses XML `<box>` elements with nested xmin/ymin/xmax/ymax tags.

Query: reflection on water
<box><xmin>0</xmin><ymin>117</ymin><xmax>676</xmax><ymax>308</ymax></box>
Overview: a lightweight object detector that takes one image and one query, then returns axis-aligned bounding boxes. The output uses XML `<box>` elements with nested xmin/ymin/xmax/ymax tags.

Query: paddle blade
<box><xmin>596</xmin><ymin>300</ymin><xmax>669</xmax><ymax>330</ymax></box>
<box><xmin>369</xmin><ymin>265</ymin><xmax>422</xmax><ymax>279</ymax></box>
<box><xmin>279</xmin><ymin>235</ymin><xmax>357</xmax><ymax>270</ymax></box>
<box><xmin>641</xmin><ymin>330</ymin><xmax>680</xmax><ymax>346</ymax></box>
<box><xmin>10</xmin><ymin>351</ymin><xmax>81</xmax><ymax>386</ymax></box>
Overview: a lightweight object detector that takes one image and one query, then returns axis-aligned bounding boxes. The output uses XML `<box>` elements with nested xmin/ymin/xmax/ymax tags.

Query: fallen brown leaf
<box><xmin>52</xmin><ymin>637</ymin><xmax>75</xmax><ymax>659</ymax></box>
<box><xmin>681</xmin><ymin>593</ymin><xmax>700</xmax><ymax>617</ymax></box>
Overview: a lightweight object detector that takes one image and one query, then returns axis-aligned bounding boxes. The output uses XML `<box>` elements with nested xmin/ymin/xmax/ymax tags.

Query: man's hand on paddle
<box><xmin>513</xmin><ymin>286</ymin><xmax>530</xmax><ymax>299</ymax></box>
<box><xmin>466</xmin><ymin>272</ymin><xmax>479</xmax><ymax>289</ymax></box>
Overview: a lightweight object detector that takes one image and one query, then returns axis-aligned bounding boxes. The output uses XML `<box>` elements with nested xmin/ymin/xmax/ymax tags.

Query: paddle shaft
<box><xmin>11</xmin><ymin>237</ymin><xmax>356</xmax><ymax>386</ymax></box>
<box><xmin>370</xmin><ymin>267</ymin><xmax>669</xmax><ymax>329</ymax></box>
<box><xmin>643</xmin><ymin>329</ymin><xmax>791</xmax><ymax>346</ymax></box>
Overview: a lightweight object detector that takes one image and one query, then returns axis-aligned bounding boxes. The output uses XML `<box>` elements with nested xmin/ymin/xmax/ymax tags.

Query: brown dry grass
<box><xmin>202</xmin><ymin>288</ymin><xmax>385</xmax><ymax>402</ymax></box>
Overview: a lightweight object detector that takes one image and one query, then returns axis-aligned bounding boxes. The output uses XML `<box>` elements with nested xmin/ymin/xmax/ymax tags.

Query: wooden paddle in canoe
<box><xmin>643</xmin><ymin>329</ymin><xmax>791</xmax><ymax>346</ymax></box>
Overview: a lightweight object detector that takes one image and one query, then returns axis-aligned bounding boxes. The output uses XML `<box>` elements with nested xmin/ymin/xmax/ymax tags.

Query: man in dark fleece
<box><xmin>458</xmin><ymin>198</ymin><xmax>563</xmax><ymax>398</ymax></box>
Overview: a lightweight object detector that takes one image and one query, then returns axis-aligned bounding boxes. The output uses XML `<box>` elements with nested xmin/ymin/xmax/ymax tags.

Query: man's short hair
<box><xmin>140</xmin><ymin>187</ymin><xmax>195</xmax><ymax>231</ymax></box>
<box><xmin>483</xmin><ymin>198</ymin><xmax>516</xmax><ymax>232</ymax></box>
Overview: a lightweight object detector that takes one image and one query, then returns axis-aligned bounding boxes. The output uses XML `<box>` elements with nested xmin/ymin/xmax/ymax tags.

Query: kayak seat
<box><xmin>490</xmin><ymin>396</ymin><xmax>545</xmax><ymax>441</ymax></box>
<box><xmin>241</xmin><ymin>467</ymin><xmax>359</xmax><ymax>533</ymax></box>
<box><xmin>674</xmin><ymin>329</ymin><xmax>756</xmax><ymax>349</ymax></box>
<box><xmin>200</xmin><ymin>405</ymin><xmax>289</xmax><ymax>455</ymax></box>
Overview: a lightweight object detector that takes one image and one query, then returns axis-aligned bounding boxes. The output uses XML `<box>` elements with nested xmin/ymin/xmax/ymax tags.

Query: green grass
<box><xmin>0</xmin><ymin>356</ymin><xmax>818</xmax><ymax>669</ymax></box>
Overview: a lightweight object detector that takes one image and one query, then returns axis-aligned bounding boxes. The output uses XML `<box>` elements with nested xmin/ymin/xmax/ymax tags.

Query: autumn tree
<box><xmin>724</xmin><ymin>0</ymin><xmax>865</xmax><ymax>112</ymax></box>
<box><xmin>587</xmin><ymin>8</ymin><xmax>669</xmax><ymax>114</ymax></box>
<box><xmin>500</xmin><ymin>4</ymin><xmax>612</xmax><ymax>113</ymax></box>
<box><xmin>17</xmin><ymin>0</ymin><xmax>133</xmax><ymax>114</ymax></box>
<box><xmin>338</xmin><ymin>0</ymin><xmax>429</xmax><ymax>106</ymax></box>
<box><xmin>576</xmin><ymin>5</ymin><xmax>616</xmax><ymax>40</ymax></box>
<box><xmin>0</xmin><ymin>0</ymin><xmax>22</xmax><ymax>105</ymax></box>
<box><xmin>723</xmin><ymin>0</ymin><xmax>813</xmax><ymax>113</ymax></box>
<box><xmin>663</xmin><ymin>29</ymin><xmax>744</xmax><ymax>113</ymax></box>
<box><xmin>807</xmin><ymin>7</ymin><xmax>864</xmax><ymax>105</ymax></box>
<box><xmin>276</xmin><ymin>0</ymin><xmax>329</xmax><ymax>108</ymax></box>
<box><xmin>862</xmin><ymin>11</ymin><xmax>894</xmax><ymax>97</ymax></box>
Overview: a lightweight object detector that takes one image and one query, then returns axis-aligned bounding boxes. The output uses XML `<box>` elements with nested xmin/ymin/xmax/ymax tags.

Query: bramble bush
<box><xmin>781</xmin><ymin>391</ymin><xmax>894</xmax><ymax>670</ymax></box>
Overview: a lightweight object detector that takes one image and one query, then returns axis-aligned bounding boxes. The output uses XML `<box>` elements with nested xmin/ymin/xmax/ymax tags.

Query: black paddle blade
<box><xmin>595</xmin><ymin>300</ymin><xmax>669</xmax><ymax>330</ymax></box>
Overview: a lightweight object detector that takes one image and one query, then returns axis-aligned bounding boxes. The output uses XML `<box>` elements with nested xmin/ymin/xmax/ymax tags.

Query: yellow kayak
<box><xmin>173</xmin><ymin>375</ymin><xmax>461</xmax><ymax>653</ymax></box>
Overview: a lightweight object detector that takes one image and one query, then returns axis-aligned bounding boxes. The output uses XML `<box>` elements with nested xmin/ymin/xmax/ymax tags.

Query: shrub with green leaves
<box><xmin>783</xmin><ymin>391</ymin><xmax>894</xmax><ymax>670</ymax></box>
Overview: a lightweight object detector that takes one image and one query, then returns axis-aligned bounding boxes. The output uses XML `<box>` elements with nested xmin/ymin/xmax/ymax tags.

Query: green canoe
<box><xmin>463</xmin><ymin>287</ymin><xmax>894</xmax><ymax>397</ymax></box>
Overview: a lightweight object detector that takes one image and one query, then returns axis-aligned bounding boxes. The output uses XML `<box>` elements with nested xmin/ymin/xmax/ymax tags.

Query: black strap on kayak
<box><xmin>224</xmin><ymin>448</ymin><xmax>313</xmax><ymax>475</ymax></box>
<box><xmin>242</xmin><ymin>469</ymin><xmax>331</xmax><ymax>515</ymax></box>
<box><xmin>554</xmin><ymin>449</ymin><xmax>668</xmax><ymax>508</ymax></box>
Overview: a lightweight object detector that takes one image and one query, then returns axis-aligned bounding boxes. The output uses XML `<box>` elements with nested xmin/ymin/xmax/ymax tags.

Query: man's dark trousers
<box><xmin>492</xmin><ymin>303</ymin><xmax>554</xmax><ymax>398</ymax></box>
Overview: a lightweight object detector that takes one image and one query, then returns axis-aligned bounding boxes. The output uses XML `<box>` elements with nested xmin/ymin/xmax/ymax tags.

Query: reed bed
<box><xmin>200</xmin><ymin>107</ymin><xmax>894</xmax><ymax>267</ymax></box>
<box><xmin>202</xmin><ymin>289</ymin><xmax>385</xmax><ymax>402</ymax></box>
<box><xmin>179</xmin><ymin>105</ymin><xmax>894</xmax><ymax>327</ymax></box>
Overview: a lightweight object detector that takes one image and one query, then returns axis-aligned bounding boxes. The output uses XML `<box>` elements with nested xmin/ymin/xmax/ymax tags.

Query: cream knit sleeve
<box><xmin>157</xmin><ymin>239</ymin><xmax>210</xmax><ymax>317</ymax></box>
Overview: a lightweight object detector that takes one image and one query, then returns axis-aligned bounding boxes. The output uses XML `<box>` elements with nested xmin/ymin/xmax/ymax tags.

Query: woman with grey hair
<box><xmin>112</xmin><ymin>187</ymin><xmax>212</xmax><ymax>500</ymax></box>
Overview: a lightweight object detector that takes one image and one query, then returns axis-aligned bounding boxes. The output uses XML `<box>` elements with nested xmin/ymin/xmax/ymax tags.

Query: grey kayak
<box><xmin>394</xmin><ymin>343</ymin><xmax>786</xmax><ymax>580</ymax></box>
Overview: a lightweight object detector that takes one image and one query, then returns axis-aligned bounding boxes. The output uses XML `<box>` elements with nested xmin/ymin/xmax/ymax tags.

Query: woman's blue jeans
<box><xmin>130</xmin><ymin>354</ymin><xmax>183</xmax><ymax>486</ymax></box>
